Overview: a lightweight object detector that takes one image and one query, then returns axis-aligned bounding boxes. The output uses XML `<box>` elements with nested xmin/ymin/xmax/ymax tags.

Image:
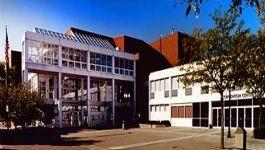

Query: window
<box><xmin>102</xmin><ymin>55</ymin><xmax>107</xmax><ymax>65</ymax></box>
<box><xmin>61</xmin><ymin>47</ymin><xmax>87</xmax><ymax>69</ymax></box>
<box><xmin>107</xmin><ymin>56</ymin><xmax>112</xmax><ymax>67</ymax></box>
<box><xmin>201</xmin><ymin>85</ymin><xmax>209</xmax><ymax>94</ymax></box>
<box><xmin>151</xmin><ymin>105</ymin><xmax>155</xmax><ymax>112</ymax></box>
<box><xmin>90</xmin><ymin>52</ymin><xmax>112</xmax><ymax>73</ymax></box>
<box><xmin>155</xmin><ymin>80</ymin><xmax>160</xmax><ymax>92</ymax></box>
<box><xmin>151</xmin><ymin>81</ymin><xmax>155</xmax><ymax>93</ymax></box>
<box><xmin>28</xmin><ymin>41</ymin><xmax>58</xmax><ymax>65</ymax></box>
<box><xmin>160</xmin><ymin>79</ymin><xmax>165</xmax><ymax>91</ymax></box>
<box><xmin>95</xmin><ymin>53</ymin><xmax>101</xmax><ymax>64</ymax></box>
<box><xmin>155</xmin><ymin>105</ymin><xmax>159</xmax><ymax>112</ymax></box>
<box><xmin>114</xmin><ymin>57</ymin><xmax>134</xmax><ymax>76</ymax></box>
<box><xmin>185</xmin><ymin>87</ymin><xmax>192</xmax><ymax>96</ymax></box>
<box><xmin>120</xmin><ymin>58</ymin><xmax>124</xmax><ymax>69</ymax></box>
<box><xmin>115</xmin><ymin>57</ymin><xmax>120</xmax><ymax>68</ymax></box>
<box><xmin>171</xmin><ymin>77</ymin><xmax>178</xmax><ymax>90</ymax></box>
<box><xmin>165</xmin><ymin>78</ymin><xmax>169</xmax><ymax>91</ymax></box>
<box><xmin>90</xmin><ymin>52</ymin><xmax>96</xmax><ymax>64</ymax></box>
<box><xmin>171</xmin><ymin>77</ymin><xmax>178</xmax><ymax>97</ymax></box>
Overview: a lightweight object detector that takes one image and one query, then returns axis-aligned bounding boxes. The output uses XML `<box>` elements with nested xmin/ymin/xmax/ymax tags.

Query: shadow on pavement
<box><xmin>0</xmin><ymin>127</ymin><xmax>101</xmax><ymax>146</ymax></box>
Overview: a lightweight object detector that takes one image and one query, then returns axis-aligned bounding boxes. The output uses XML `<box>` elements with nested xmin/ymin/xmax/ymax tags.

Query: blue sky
<box><xmin>0</xmin><ymin>0</ymin><xmax>261</xmax><ymax>61</ymax></box>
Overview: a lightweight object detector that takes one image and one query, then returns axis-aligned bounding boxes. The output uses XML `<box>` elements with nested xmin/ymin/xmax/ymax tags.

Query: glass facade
<box><xmin>90</xmin><ymin>79</ymin><xmax>112</xmax><ymax>102</ymax></box>
<box><xmin>114</xmin><ymin>57</ymin><xmax>134</xmax><ymax>76</ymax></box>
<box><xmin>62</xmin><ymin>47</ymin><xmax>87</xmax><ymax>69</ymax></box>
<box><xmin>90</xmin><ymin>52</ymin><xmax>112</xmax><ymax>73</ymax></box>
<box><xmin>28</xmin><ymin>41</ymin><xmax>58</xmax><ymax>65</ymax></box>
<box><xmin>27</xmin><ymin>40</ymin><xmax>135</xmax><ymax>75</ymax></box>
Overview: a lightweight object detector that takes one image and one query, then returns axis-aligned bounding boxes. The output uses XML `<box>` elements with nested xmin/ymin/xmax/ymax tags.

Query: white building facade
<box><xmin>149</xmin><ymin>65</ymin><xmax>263</xmax><ymax>129</ymax></box>
<box><xmin>22</xmin><ymin>27</ymin><xmax>137</xmax><ymax>128</ymax></box>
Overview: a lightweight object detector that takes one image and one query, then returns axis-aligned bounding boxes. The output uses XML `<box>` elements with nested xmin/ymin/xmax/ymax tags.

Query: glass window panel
<box><xmin>96</xmin><ymin>53</ymin><xmax>101</xmax><ymax>64</ymax></box>
<box><xmin>125</xmin><ymin>59</ymin><xmax>129</xmax><ymax>69</ymax></box>
<box><xmin>82</xmin><ymin>63</ymin><xmax>87</xmax><ymax>69</ymax></box>
<box><xmin>130</xmin><ymin>71</ymin><xmax>133</xmax><ymax>76</ymax></box>
<box><xmin>125</xmin><ymin>70</ymin><xmax>129</xmax><ymax>75</ymax></box>
<box><xmin>62</xmin><ymin>60</ymin><xmax>68</xmax><ymax>67</ymax></box>
<box><xmin>75</xmin><ymin>49</ymin><xmax>80</xmax><ymax>61</ymax></box>
<box><xmin>160</xmin><ymin>79</ymin><xmax>165</xmax><ymax>91</ymax></box>
<box><xmin>75</xmin><ymin>62</ymin><xmax>80</xmax><ymax>68</ymax></box>
<box><xmin>69</xmin><ymin>61</ymin><xmax>74</xmax><ymax>67</ymax></box>
<box><xmin>107</xmin><ymin>67</ymin><xmax>112</xmax><ymax>73</ymax></box>
<box><xmin>129</xmin><ymin>60</ymin><xmax>134</xmax><ymax>70</ymax></box>
<box><xmin>81</xmin><ymin>51</ymin><xmax>87</xmax><ymax>62</ymax></box>
<box><xmin>90</xmin><ymin>52</ymin><xmax>96</xmax><ymax>64</ymax></box>
<box><xmin>90</xmin><ymin>65</ymin><xmax>95</xmax><ymax>70</ymax></box>
<box><xmin>102</xmin><ymin>67</ymin><xmax>106</xmax><ymax>72</ymax></box>
<box><xmin>172</xmin><ymin>77</ymin><xmax>178</xmax><ymax>90</ymax></box>
<box><xmin>107</xmin><ymin>56</ymin><xmax>112</xmax><ymax>67</ymax></box>
<box><xmin>102</xmin><ymin>55</ymin><xmax>107</xmax><ymax>65</ymax></box>
<box><xmin>120</xmin><ymin>69</ymin><xmax>124</xmax><ymax>75</ymax></box>
<box><xmin>155</xmin><ymin>80</ymin><xmax>160</xmax><ymax>92</ymax></box>
<box><xmin>201</xmin><ymin>86</ymin><xmax>209</xmax><ymax>94</ymax></box>
<box><xmin>115</xmin><ymin>57</ymin><xmax>119</xmax><ymax>68</ymax></box>
<box><xmin>165</xmin><ymin>78</ymin><xmax>169</xmax><ymax>90</ymax></box>
<box><xmin>120</xmin><ymin>58</ymin><xmax>124</xmax><ymax>69</ymax></box>
<box><xmin>69</xmin><ymin>49</ymin><xmax>74</xmax><ymax>60</ymax></box>
<box><xmin>96</xmin><ymin>65</ymin><xmax>101</xmax><ymax>71</ymax></box>
<box><xmin>151</xmin><ymin>81</ymin><xmax>155</xmax><ymax>92</ymax></box>
<box><xmin>185</xmin><ymin>87</ymin><xmax>192</xmax><ymax>96</ymax></box>
<box><xmin>115</xmin><ymin>68</ymin><xmax>119</xmax><ymax>74</ymax></box>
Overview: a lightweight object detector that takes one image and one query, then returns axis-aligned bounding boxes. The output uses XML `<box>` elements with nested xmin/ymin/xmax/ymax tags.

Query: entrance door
<box><xmin>218</xmin><ymin>109</ymin><xmax>221</xmax><ymax>127</ymax></box>
<box><xmin>245</xmin><ymin>108</ymin><xmax>252</xmax><ymax>128</ymax></box>
<box><xmin>231</xmin><ymin>108</ymin><xmax>237</xmax><ymax>127</ymax></box>
<box><xmin>212</xmin><ymin>108</ymin><xmax>221</xmax><ymax>127</ymax></box>
<box><xmin>213</xmin><ymin>109</ymin><xmax>217</xmax><ymax>126</ymax></box>
<box><xmin>238</xmin><ymin>108</ymin><xmax>244</xmax><ymax>127</ymax></box>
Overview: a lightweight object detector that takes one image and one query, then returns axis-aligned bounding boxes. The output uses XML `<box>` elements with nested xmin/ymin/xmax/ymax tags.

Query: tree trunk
<box><xmin>227</xmin><ymin>89</ymin><xmax>231</xmax><ymax>138</ymax></box>
<box><xmin>258</xmin><ymin>98</ymin><xmax>263</xmax><ymax>128</ymax></box>
<box><xmin>220</xmin><ymin>92</ymin><xmax>225</xmax><ymax>149</ymax></box>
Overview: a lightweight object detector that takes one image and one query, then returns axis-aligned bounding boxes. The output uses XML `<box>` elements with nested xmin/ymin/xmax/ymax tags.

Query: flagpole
<box><xmin>5</xmin><ymin>25</ymin><xmax>10</xmax><ymax>130</ymax></box>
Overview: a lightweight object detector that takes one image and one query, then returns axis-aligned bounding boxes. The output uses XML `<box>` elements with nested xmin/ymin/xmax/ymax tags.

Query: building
<box><xmin>10</xmin><ymin>50</ymin><xmax>22</xmax><ymax>85</ymax></box>
<box><xmin>111</xmin><ymin>31</ymin><xmax>190</xmax><ymax>122</ymax></box>
<box><xmin>151</xmin><ymin>31</ymin><xmax>189</xmax><ymax>66</ymax></box>
<box><xmin>149</xmin><ymin>65</ymin><xmax>263</xmax><ymax>129</ymax></box>
<box><xmin>22</xmin><ymin>27</ymin><xmax>137</xmax><ymax>128</ymax></box>
<box><xmin>113</xmin><ymin>35</ymin><xmax>171</xmax><ymax>122</ymax></box>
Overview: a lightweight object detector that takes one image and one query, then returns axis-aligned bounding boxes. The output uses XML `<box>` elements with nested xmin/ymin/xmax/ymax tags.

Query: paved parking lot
<box><xmin>2</xmin><ymin>127</ymin><xmax>265</xmax><ymax>150</ymax></box>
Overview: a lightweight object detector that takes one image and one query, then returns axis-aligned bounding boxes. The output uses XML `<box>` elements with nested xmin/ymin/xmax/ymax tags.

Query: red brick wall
<box><xmin>151</xmin><ymin>32</ymin><xmax>190</xmax><ymax>66</ymax></box>
<box><xmin>151</xmin><ymin>33</ymin><xmax>179</xmax><ymax>66</ymax></box>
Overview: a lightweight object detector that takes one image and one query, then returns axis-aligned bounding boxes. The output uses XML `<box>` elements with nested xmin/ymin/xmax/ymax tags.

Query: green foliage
<box><xmin>0</xmin><ymin>84</ymin><xmax>45</xmax><ymax>126</ymax></box>
<box><xmin>243</xmin><ymin>30</ymin><xmax>265</xmax><ymax>99</ymax></box>
<box><xmin>176</xmin><ymin>0</ymin><xmax>261</xmax><ymax>17</ymax></box>
<box><xmin>257</xmin><ymin>0</ymin><xmax>265</xmax><ymax>26</ymax></box>
<box><xmin>181</xmin><ymin>8</ymin><xmax>247</xmax><ymax>93</ymax></box>
<box><xmin>0</xmin><ymin>61</ymin><xmax>54</xmax><ymax>126</ymax></box>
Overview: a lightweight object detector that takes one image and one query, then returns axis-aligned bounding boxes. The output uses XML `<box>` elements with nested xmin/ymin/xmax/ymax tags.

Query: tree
<box><xmin>0</xmin><ymin>61</ymin><xmax>52</xmax><ymax>127</ymax></box>
<box><xmin>243</xmin><ymin>30</ymin><xmax>265</xmax><ymax>128</ymax></box>
<box><xmin>257</xmin><ymin>0</ymin><xmax>265</xmax><ymax>26</ymax></box>
<box><xmin>181</xmin><ymin>9</ymin><xmax>245</xmax><ymax>148</ymax></box>
<box><xmin>0</xmin><ymin>84</ymin><xmax>45</xmax><ymax>127</ymax></box>
<box><xmin>225</xmin><ymin>21</ymin><xmax>250</xmax><ymax>137</ymax></box>
<box><xmin>175</xmin><ymin>0</ymin><xmax>261</xmax><ymax>17</ymax></box>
